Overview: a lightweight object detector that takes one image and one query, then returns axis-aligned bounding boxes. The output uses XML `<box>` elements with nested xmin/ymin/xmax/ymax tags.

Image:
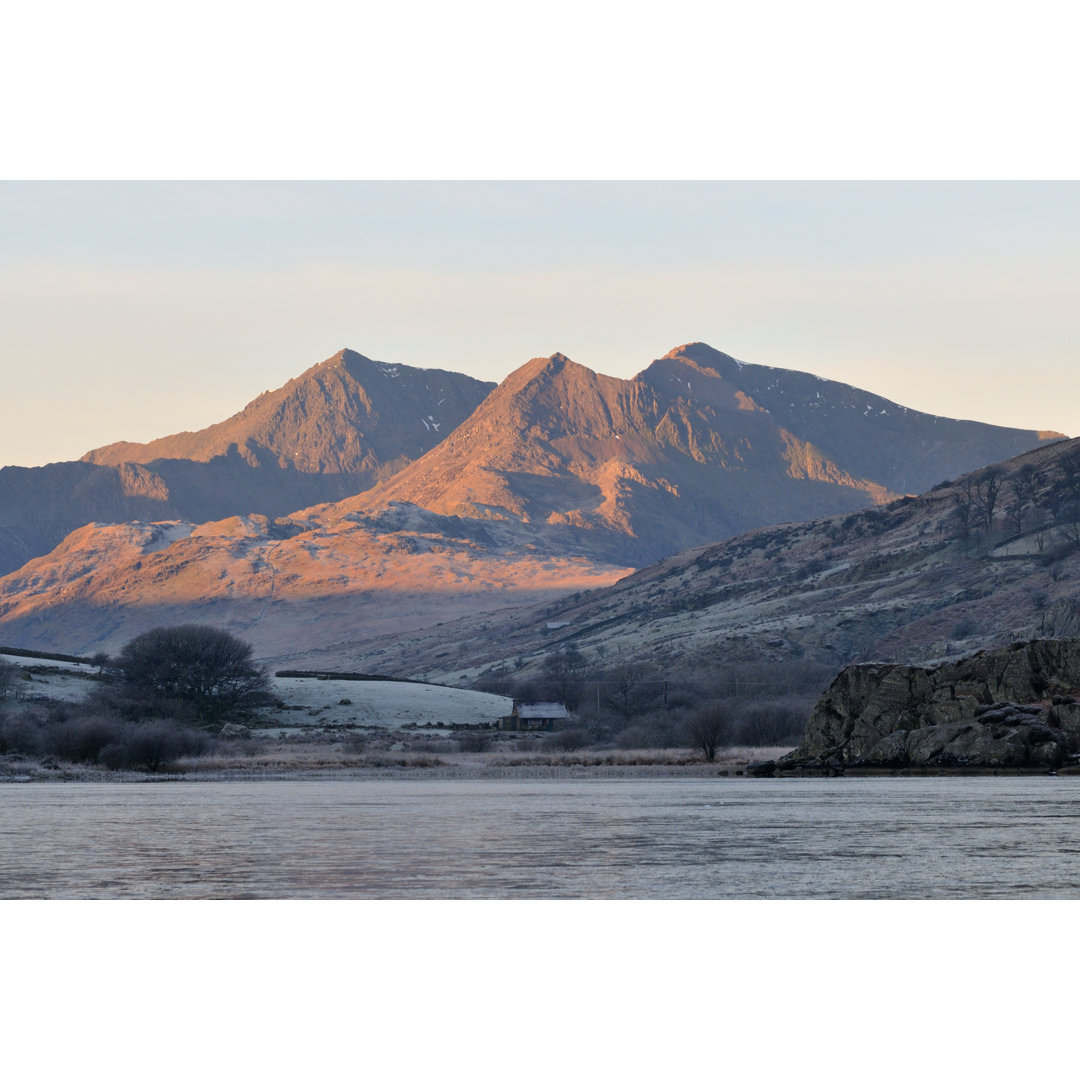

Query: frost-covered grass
<box><xmin>263</xmin><ymin>676</ymin><xmax>512</xmax><ymax>731</ymax></box>
<box><xmin>0</xmin><ymin>653</ymin><xmax>512</xmax><ymax>730</ymax></box>
<box><xmin>166</xmin><ymin>739</ymin><xmax>788</xmax><ymax>775</ymax></box>
<box><xmin>1</xmin><ymin>654</ymin><xmax>100</xmax><ymax>703</ymax></box>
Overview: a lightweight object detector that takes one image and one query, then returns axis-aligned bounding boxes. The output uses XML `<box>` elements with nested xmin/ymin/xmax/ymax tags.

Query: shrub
<box><xmin>15</xmin><ymin>712</ymin><xmax>216</xmax><ymax>771</ymax></box>
<box><xmin>455</xmin><ymin>731</ymin><xmax>492</xmax><ymax>753</ymax></box>
<box><xmin>730</xmin><ymin>698</ymin><xmax>808</xmax><ymax>746</ymax></box>
<box><xmin>549</xmin><ymin>726</ymin><xmax>593</xmax><ymax>751</ymax></box>
<box><xmin>950</xmin><ymin>617</ymin><xmax>980</xmax><ymax>640</ymax></box>
<box><xmin>44</xmin><ymin>715</ymin><xmax>122</xmax><ymax>763</ymax></box>
<box><xmin>97</xmin><ymin>722</ymin><xmax>214</xmax><ymax>772</ymax></box>
<box><xmin>0</xmin><ymin>715</ymin><xmax>44</xmax><ymax>756</ymax></box>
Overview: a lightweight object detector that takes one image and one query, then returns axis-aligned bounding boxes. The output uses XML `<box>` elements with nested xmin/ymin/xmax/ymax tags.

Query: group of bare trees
<box><xmin>950</xmin><ymin>449</ymin><xmax>1080</xmax><ymax>556</ymax></box>
<box><xmin>951</xmin><ymin>467</ymin><xmax>1009</xmax><ymax>550</ymax></box>
<box><xmin>476</xmin><ymin>648</ymin><xmax>830</xmax><ymax>757</ymax></box>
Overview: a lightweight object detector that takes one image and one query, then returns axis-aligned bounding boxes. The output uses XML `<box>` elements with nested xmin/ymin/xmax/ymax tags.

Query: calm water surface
<box><xmin>4</xmin><ymin>775</ymin><xmax>1080</xmax><ymax>899</ymax></box>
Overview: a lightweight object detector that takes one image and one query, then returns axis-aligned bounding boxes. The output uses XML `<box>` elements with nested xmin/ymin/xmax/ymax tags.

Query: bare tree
<box><xmin>1006</xmin><ymin>464</ymin><xmax>1037</xmax><ymax>536</ymax></box>
<box><xmin>0</xmin><ymin>659</ymin><xmax>16</xmax><ymax>707</ymax></box>
<box><xmin>542</xmin><ymin>647</ymin><xmax>593</xmax><ymax>710</ymax></box>
<box><xmin>974</xmin><ymin>467</ymin><xmax>1004</xmax><ymax>537</ymax></box>
<box><xmin>950</xmin><ymin>477</ymin><xmax>977</xmax><ymax>550</ymax></box>
<box><xmin>601</xmin><ymin>663</ymin><xmax>659</xmax><ymax>723</ymax></box>
<box><xmin>1058</xmin><ymin>447</ymin><xmax>1080</xmax><ymax>504</ymax></box>
<box><xmin>1048</xmin><ymin>449</ymin><xmax>1080</xmax><ymax>550</ymax></box>
<box><xmin>685</xmin><ymin>707</ymin><xmax>731</xmax><ymax>763</ymax></box>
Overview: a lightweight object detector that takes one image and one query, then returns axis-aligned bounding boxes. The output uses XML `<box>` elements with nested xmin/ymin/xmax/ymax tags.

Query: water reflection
<box><xmin>3</xmin><ymin>776</ymin><xmax>1080</xmax><ymax>899</ymax></box>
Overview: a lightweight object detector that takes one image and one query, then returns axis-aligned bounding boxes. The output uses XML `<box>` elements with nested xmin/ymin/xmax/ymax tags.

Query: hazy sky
<box><xmin>4</xmin><ymin>4</ymin><xmax>1080</xmax><ymax>468</ymax></box>
<box><xmin>2</xmin><ymin>180</ymin><xmax>1078</xmax><ymax>466</ymax></box>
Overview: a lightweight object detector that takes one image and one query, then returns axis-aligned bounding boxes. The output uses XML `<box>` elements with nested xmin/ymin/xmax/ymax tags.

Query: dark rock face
<box><xmin>782</xmin><ymin>639</ymin><xmax>1080</xmax><ymax>770</ymax></box>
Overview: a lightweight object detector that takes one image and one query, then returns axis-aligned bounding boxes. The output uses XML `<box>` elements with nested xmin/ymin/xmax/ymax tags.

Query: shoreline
<box><xmin>0</xmin><ymin>762</ymin><xmax>757</xmax><ymax>783</ymax></box>
<box><xmin>3</xmin><ymin>760</ymin><xmax>1076</xmax><ymax>783</ymax></box>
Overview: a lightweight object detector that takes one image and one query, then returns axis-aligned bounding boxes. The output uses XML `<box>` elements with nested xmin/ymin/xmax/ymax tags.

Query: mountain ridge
<box><xmin>335</xmin><ymin>342</ymin><xmax>1059</xmax><ymax>564</ymax></box>
<box><xmin>0</xmin><ymin>341</ymin><xmax>1067</xmax><ymax>660</ymax></box>
<box><xmin>81</xmin><ymin>348</ymin><xmax>494</xmax><ymax>474</ymax></box>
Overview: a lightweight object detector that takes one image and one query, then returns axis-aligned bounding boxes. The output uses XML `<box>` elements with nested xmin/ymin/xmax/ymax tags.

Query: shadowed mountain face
<box><xmin>0</xmin><ymin>342</ymin><xmax>1065</xmax><ymax>662</ymax></box>
<box><xmin>638</xmin><ymin>343</ymin><xmax>1061</xmax><ymax>495</ymax></box>
<box><xmin>0</xmin><ymin>350</ymin><xmax>495</xmax><ymax>575</ymax></box>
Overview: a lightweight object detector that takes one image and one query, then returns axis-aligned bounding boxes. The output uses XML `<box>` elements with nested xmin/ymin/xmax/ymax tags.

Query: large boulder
<box><xmin>782</xmin><ymin>639</ymin><xmax>1080</xmax><ymax>770</ymax></box>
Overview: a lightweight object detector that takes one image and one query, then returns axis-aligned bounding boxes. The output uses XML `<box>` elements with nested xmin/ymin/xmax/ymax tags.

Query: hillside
<box><xmin>334</xmin><ymin>436</ymin><xmax>1080</xmax><ymax>685</ymax></box>
<box><xmin>0</xmin><ymin>511</ymin><xmax>632</xmax><ymax>658</ymax></box>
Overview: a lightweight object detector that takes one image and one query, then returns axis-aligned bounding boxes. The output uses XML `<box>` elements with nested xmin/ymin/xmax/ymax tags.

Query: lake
<box><xmin>4</xmin><ymin>775</ymin><xmax>1080</xmax><ymax>898</ymax></box>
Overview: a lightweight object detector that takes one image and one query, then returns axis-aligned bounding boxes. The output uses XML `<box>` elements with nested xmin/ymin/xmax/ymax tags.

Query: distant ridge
<box><xmin>82</xmin><ymin>348</ymin><xmax>494</xmax><ymax>475</ymax></box>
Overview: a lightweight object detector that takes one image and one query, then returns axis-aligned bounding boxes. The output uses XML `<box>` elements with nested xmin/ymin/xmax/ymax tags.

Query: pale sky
<box><xmin>4</xmin><ymin>3</ymin><xmax>1080</xmax><ymax>468</ymax></box>
<box><xmin>2</xmin><ymin>180</ymin><xmax>1078</xmax><ymax>467</ymax></box>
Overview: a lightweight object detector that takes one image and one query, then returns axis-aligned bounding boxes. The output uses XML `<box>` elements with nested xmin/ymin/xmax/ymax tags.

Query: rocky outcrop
<box><xmin>781</xmin><ymin>639</ymin><xmax>1080</xmax><ymax>771</ymax></box>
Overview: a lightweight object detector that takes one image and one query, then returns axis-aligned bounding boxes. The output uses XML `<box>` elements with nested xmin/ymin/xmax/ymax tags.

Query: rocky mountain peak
<box><xmin>659</xmin><ymin>341</ymin><xmax>744</xmax><ymax>369</ymax></box>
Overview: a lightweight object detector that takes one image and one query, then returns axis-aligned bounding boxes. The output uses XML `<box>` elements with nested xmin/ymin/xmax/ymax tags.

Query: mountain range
<box><xmin>0</xmin><ymin>342</ymin><xmax>1066</xmax><ymax>663</ymax></box>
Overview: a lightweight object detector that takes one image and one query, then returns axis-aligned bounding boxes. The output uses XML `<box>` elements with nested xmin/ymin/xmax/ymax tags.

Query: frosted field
<box><xmin>268</xmin><ymin>675</ymin><xmax>512</xmax><ymax>730</ymax></box>
<box><xmin>0</xmin><ymin>652</ymin><xmax>513</xmax><ymax>731</ymax></box>
<box><xmin>2</xmin><ymin>655</ymin><xmax>98</xmax><ymax>703</ymax></box>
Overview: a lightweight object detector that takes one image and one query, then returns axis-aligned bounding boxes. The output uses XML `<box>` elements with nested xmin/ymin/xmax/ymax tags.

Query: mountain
<box><xmin>81</xmin><ymin>348</ymin><xmax>493</xmax><ymax>475</ymax></box>
<box><xmin>332</xmin><ymin>343</ymin><xmax>1061</xmax><ymax>564</ymax></box>
<box><xmin>359</xmin><ymin>436</ymin><xmax>1080</xmax><ymax>686</ymax></box>
<box><xmin>0</xmin><ymin>342</ymin><xmax>1066</xmax><ymax>663</ymax></box>
<box><xmin>637</xmin><ymin>343</ymin><xmax>1060</xmax><ymax>493</ymax></box>
<box><xmin>0</xmin><ymin>349</ymin><xmax>494</xmax><ymax>575</ymax></box>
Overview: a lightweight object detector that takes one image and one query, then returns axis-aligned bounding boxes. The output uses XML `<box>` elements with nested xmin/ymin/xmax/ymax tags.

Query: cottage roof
<box><xmin>516</xmin><ymin>702</ymin><xmax>569</xmax><ymax>720</ymax></box>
